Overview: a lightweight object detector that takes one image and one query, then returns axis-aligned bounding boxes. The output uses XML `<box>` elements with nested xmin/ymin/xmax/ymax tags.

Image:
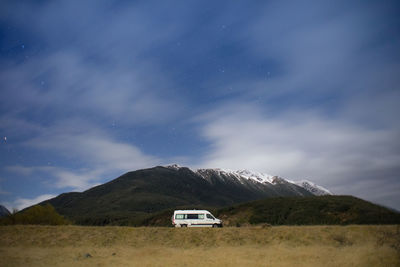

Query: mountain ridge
<box><xmin>165</xmin><ymin>164</ymin><xmax>332</xmax><ymax>196</ymax></box>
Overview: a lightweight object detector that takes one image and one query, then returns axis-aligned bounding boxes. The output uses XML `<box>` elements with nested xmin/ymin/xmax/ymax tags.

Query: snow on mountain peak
<box><xmin>234</xmin><ymin>169</ymin><xmax>275</xmax><ymax>184</ymax></box>
<box><xmin>289</xmin><ymin>179</ymin><xmax>332</xmax><ymax>196</ymax></box>
<box><xmin>164</xmin><ymin>164</ymin><xmax>183</xmax><ymax>170</ymax></box>
<box><xmin>203</xmin><ymin>168</ymin><xmax>332</xmax><ymax>195</ymax></box>
<box><xmin>164</xmin><ymin>164</ymin><xmax>332</xmax><ymax>196</ymax></box>
<box><xmin>195</xmin><ymin>168</ymin><xmax>276</xmax><ymax>184</ymax></box>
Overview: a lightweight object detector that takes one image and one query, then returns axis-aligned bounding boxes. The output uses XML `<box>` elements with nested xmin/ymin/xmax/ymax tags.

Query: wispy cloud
<box><xmin>4</xmin><ymin>118</ymin><xmax>161</xmax><ymax>191</ymax></box>
<box><xmin>4</xmin><ymin>194</ymin><xmax>57</xmax><ymax>211</ymax></box>
<box><xmin>198</xmin><ymin>103</ymin><xmax>400</xmax><ymax>208</ymax></box>
<box><xmin>0</xmin><ymin>51</ymin><xmax>182</xmax><ymax>126</ymax></box>
<box><xmin>0</xmin><ymin>1</ymin><xmax>188</xmax><ymax>126</ymax></box>
<box><xmin>6</xmin><ymin>165</ymin><xmax>96</xmax><ymax>191</ymax></box>
<box><xmin>25</xmin><ymin>119</ymin><xmax>160</xmax><ymax>170</ymax></box>
<box><xmin>5</xmin><ymin>165</ymin><xmax>35</xmax><ymax>176</ymax></box>
<box><xmin>211</xmin><ymin>1</ymin><xmax>400</xmax><ymax>116</ymax></box>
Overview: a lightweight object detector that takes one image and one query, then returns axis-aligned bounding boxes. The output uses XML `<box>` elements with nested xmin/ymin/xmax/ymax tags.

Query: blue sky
<box><xmin>1</xmin><ymin>0</ymin><xmax>400</xmax><ymax>211</ymax></box>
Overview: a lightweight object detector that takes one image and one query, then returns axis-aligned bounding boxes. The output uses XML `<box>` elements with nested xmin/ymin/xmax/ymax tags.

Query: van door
<box><xmin>206</xmin><ymin>213</ymin><xmax>215</xmax><ymax>226</ymax></box>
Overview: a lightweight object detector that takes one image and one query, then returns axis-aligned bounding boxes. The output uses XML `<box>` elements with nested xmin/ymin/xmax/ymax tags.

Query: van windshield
<box><xmin>206</xmin><ymin>214</ymin><xmax>215</xmax><ymax>220</ymax></box>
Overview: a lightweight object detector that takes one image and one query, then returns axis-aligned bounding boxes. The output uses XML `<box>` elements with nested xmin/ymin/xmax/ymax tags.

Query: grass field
<box><xmin>0</xmin><ymin>225</ymin><xmax>399</xmax><ymax>266</ymax></box>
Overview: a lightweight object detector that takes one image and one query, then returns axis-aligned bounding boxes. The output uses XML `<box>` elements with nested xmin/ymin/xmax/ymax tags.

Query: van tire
<box><xmin>181</xmin><ymin>224</ymin><xmax>187</xmax><ymax>228</ymax></box>
<box><xmin>213</xmin><ymin>224</ymin><xmax>218</xmax><ymax>228</ymax></box>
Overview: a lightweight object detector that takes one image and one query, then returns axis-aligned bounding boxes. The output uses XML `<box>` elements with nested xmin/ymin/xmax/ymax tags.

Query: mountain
<box><xmin>0</xmin><ymin>205</ymin><xmax>11</xmax><ymax>217</ymax></box>
<box><xmin>41</xmin><ymin>165</ymin><xmax>329</xmax><ymax>225</ymax></box>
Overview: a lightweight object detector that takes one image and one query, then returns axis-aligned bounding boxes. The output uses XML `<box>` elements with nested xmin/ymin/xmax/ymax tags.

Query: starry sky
<box><xmin>1</xmin><ymin>0</ymin><xmax>400</xmax><ymax>211</ymax></box>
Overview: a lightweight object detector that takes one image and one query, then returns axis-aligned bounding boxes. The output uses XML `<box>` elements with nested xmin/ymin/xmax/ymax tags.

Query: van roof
<box><xmin>174</xmin><ymin>210</ymin><xmax>210</xmax><ymax>214</ymax></box>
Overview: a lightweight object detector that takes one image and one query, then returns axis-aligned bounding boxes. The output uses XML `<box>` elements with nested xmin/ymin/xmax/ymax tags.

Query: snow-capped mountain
<box><xmin>165</xmin><ymin>164</ymin><xmax>332</xmax><ymax>196</ymax></box>
<box><xmin>42</xmin><ymin>164</ymin><xmax>332</xmax><ymax>225</ymax></box>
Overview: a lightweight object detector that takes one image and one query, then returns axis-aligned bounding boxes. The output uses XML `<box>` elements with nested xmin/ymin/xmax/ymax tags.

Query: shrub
<box><xmin>0</xmin><ymin>204</ymin><xmax>70</xmax><ymax>225</ymax></box>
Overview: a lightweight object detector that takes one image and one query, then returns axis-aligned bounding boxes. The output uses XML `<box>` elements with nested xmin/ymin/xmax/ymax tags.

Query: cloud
<box><xmin>0</xmin><ymin>1</ymin><xmax>188</xmax><ymax>126</ymax></box>
<box><xmin>5</xmin><ymin>165</ymin><xmax>35</xmax><ymax>176</ymax></box>
<box><xmin>5</xmin><ymin>165</ymin><xmax>95</xmax><ymax>191</ymax></box>
<box><xmin>198</xmin><ymin>103</ymin><xmax>400</xmax><ymax>208</ymax></box>
<box><xmin>0</xmin><ymin>50</ymin><xmax>182</xmax><ymax>126</ymax></box>
<box><xmin>210</xmin><ymin>1</ymin><xmax>400</xmax><ymax>113</ymax></box>
<box><xmin>9</xmin><ymin>194</ymin><xmax>57</xmax><ymax>211</ymax></box>
<box><xmin>25</xmin><ymin>119</ymin><xmax>161</xmax><ymax>171</ymax></box>
<box><xmin>4</xmin><ymin>118</ymin><xmax>161</xmax><ymax>192</ymax></box>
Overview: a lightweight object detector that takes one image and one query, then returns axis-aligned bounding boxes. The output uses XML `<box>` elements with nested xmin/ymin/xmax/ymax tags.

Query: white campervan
<box><xmin>172</xmin><ymin>210</ymin><xmax>223</xmax><ymax>228</ymax></box>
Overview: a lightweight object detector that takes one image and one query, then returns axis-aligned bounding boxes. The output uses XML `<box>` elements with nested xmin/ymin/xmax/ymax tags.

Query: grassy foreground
<box><xmin>0</xmin><ymin>225</ymin><xmax>399</xmax><ymax>266</ymax></box>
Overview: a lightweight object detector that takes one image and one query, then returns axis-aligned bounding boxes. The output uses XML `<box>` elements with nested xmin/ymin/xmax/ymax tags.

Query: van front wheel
<box><xmin>213</xmin><ymin>224</ymin><xmax>218</xmax><ymax>228</ymax></box>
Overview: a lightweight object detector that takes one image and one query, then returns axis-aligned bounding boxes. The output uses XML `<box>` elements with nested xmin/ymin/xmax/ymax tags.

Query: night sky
<box><xmin>1</xmin><ymin>0</ymin><xmax>400</xmax><ymax>211</ymax></box>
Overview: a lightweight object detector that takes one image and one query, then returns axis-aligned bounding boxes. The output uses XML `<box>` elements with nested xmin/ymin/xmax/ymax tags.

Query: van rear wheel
<box><xmin>181</xmin><ymin>224</ymin><xmax>187</xmax><ymax>228</ymax></box>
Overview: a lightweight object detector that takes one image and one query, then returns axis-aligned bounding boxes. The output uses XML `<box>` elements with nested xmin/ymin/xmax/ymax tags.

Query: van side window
<box><xmin>206</xmin><ymin>214</ymin><xmax>214</xmax><ymax>219</ymax></box>
<box><xmin>175</xmin><ymin>214</ymin><xmax>184</xmax><ymax>219</ymax></box>
<box><xmin>187</xmin><ymin>214</ymin><xmax>199</xmax><ymax>219</ymax></box>
<box><xmin>198</xmin><ymin>214</ymin><xmax>205</xmax><ymax>219</ymax></box>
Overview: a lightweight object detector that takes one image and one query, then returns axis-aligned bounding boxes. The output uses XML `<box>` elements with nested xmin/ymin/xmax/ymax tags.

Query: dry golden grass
<box><xmin>0</xmin><ymin>225</ymin><xmax>399</xmax><ymax>266</ymax></box>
